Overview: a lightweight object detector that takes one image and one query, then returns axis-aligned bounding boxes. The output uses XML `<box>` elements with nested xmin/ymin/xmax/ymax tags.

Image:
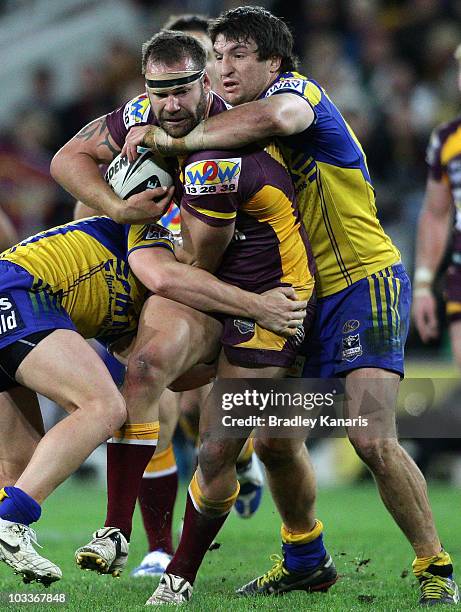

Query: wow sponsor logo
<box><xmin>184</xmin><ymin>158</ymin><xmax>241</xmax><ymax>195</ymax></box>
<box><xmin>123</xmin><ymin>94</ymin><xmax>151</xmax><ymax>127</ymax></box>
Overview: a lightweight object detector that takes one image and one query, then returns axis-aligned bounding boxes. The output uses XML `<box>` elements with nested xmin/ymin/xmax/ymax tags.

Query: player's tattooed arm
<box><xmin>51</xmin><ymin>115</ymin><xmax>172</xmax><ymax>223</ymax></box>
<box><xmin>74</xmin><ymin>116</ymin><xmax>119</xmax><ymax>161</ymax></box>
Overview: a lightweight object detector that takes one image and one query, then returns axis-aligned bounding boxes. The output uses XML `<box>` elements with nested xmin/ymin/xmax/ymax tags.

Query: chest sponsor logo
<box><xmin>123</xmin><ymin>95</ymin><xmax>151</xmax><ymax>127</ymax></box>
<box><xmin>233</xmin><ymin>318</ymin><xmax>255</xmax><ymax>335</ymax></box>
<box><xmin>342</xmin><ymin>319</ymin><xmax>360</xmax><ymax>334</ymax></box>
<box><xmin>265</xmin><ymin>78</ymin><xmax>305</xmax><ymax>97</ymax></box>
<box><xmin>0</xmin><ymin>294</ymin><xmax>24</xmax><ymax>337</ymax></box>
<box><xmin>184</xmin><ymin>158</ymin><xmax>241</xmax><ymax>195</ymax></box>
<box><xmin>342</xmin><ymin>334</ymin><xmax>362</xmax><ymax>362</ymax></box>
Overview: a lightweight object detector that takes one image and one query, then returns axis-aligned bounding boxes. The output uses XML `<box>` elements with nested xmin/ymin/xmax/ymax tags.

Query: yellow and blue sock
<box><xmin>0</xmin><ymin>487</ymin><xmax>41</xmax><ymax>525</ymax></box>
<box><xmin>282</xmin><ymin>519</ymin><xmax>326</xmax><ymax>573</ymax></box>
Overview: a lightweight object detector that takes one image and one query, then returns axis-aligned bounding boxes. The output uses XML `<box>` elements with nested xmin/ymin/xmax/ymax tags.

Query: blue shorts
<box><xmin>301</xmin><ymin>264</ymin><xmax>411</xmax><ymax>378</ymax></box>
<box><xmin>0</xmin><ymin>261</ymin><xmax>76</xmax><ymax>352</ymax></box>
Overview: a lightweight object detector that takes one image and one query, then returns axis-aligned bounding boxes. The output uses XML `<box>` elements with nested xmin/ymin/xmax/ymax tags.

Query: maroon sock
<box><xmin>166</xmin><ymin>492</ymin><xmax>229</xmax><ymax>584</ymax></box>
<box><xmin>105</xmin><ymin>442</ymin><xmax>156</xmax><ymax>540</ymax></box>
<box><xmin>138</xmin><ymin>471</ymin><xmax>178</xmax><ymax>555</ymax></box>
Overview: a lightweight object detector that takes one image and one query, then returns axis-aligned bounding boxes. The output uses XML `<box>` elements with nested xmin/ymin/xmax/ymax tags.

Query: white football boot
<box><xmin>75</xmin><ymin>527</ymin><xmax>128</xmax><ymax>576</ymax></box>
<box><xmin>146</xmin><ymin>573</ymin><xmax>193</xmax><ymax>605</ymax></box>
<box><xmin>0</xmin><ymin>518</ymin><xmax>62</xmax><ymax>585</ymax></box>
<box><xmin>131</xmin><ymin>549</ymin><xmax>172</xmax><ymax>578</ymax></box>
<box><xmin>235</xmin><ymin>454</ymin><xmax>264</xmax><ymax>518</ymax></box>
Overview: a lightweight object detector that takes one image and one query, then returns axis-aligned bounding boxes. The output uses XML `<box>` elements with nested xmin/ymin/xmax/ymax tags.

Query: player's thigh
<box><xmin>131</xmin><ymin>294</ymin><xmax>222</xmax><ymax>374</ymax></box>
<box><xmin>15</xmin><ymin>329</ymin><xmax>124</xmax><ymax>413</ymax></box>
<box><xmin>449</xmin><ymin>321</ymin><xmax>461</xmax><ymax>371</ymax></box>
<box><xmin>157</xmin><ymin>389</ymin><xmax>181</xmax><ymax>453</ymax></box>
<box><xmin>0</xmin><ymin>387</ymin><xmax>43</xmax><ymax>483</ymax></box>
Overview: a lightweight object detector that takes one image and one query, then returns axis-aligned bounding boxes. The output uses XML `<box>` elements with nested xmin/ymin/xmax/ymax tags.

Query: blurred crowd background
<box><xmin>0</xmin><ymin>0</ymin><xmax>460</xmax><ymax>352</ymax></box>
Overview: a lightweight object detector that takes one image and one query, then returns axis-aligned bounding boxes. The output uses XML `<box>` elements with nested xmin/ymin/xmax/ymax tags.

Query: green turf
<box><xmin>0</xmin><ymin>480</ymin><xmax>458</xmax><ymax>611</ymax></box>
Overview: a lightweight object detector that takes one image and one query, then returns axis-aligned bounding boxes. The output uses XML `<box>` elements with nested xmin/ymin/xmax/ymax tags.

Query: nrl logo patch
<box><xmin>342</xmin><ymin>334</ymin><xmax>362</xmax><ymax>362</ymax></box>
<box><xmin>342</xmin><ymin>319</ymin><xmax>360</xmax><ymax>334</ymax></box>
<box><xmin>234</xmin><ymin>319</ymin><xmax>255</xmax><ymax>335</ymax></box>
<box><xmin>144</xmin><ymin>225</ymin><xmax>172</xmax><ymax>241</ymax></box>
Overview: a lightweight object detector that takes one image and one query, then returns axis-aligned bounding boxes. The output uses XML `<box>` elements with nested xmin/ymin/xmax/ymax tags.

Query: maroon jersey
<box><xmin>426</xmin><ymin>116</ymin><xmax>461</xmax><ymax>258</ymax></box>
<box><xmin>107</xmin><ymin>92</ymin><xmax>315</xmax><ymax>294</ymax></box>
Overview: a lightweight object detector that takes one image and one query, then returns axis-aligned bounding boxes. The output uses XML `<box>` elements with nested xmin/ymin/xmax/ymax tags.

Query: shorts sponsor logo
<box><xmin>234</xmin><ymin>319</ymin><xmax>255</xmax><ymax>335</ymax></box>
<box><xmin>184</xmin><ymin>158</ymin><xmax>241</xmax><ymax>195</ymax></box>
<box><xmin>342</xmin><ymin>319</ymin><xmax>360</xmax><ymax>334</ymax></box>
<box><xmin>0</xmin><ymin>293</ymin><xmax>24</xmax><ymax>337</ymax></box>
<box><xmin>123</xmin><ymin>94</ymin><xmax>151</xmax><ymax>127</ymax></box>
<box><xmin>265</xmin><ymin>78</ymin><xmax>305</xmax><ymax>97</ymax></box>
<box><xmin>342</xmin><ymin>334</ymin><xmax>362</xmax><ymax>362</ymax></box>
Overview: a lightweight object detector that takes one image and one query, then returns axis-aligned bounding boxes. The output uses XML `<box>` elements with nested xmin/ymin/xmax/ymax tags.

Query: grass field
<box><xmin>0</xmin><ymin>479</ymin><xmax>458</xmax><ymax>611</ymax></box>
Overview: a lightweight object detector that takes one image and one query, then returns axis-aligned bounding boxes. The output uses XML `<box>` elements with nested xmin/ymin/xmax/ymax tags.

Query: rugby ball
<box><xmin>105</xmin><ymin>148</ymin><xmax>173</xmax><ymax>199</ymax></box>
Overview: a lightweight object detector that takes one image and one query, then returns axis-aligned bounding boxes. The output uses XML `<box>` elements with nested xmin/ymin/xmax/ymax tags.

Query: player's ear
<box><xmin>269</xmin><ymin>55</ymin><xmax>282</xmax><ymax>73</ymax></box>
<box><xmin>203</xmin><ymin>71</ymin><xmax>212</xmax><ymax>93</ymax></box>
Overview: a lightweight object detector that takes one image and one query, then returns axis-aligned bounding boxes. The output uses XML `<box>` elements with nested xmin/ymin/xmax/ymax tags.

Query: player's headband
<box><xmin>145</xmin><ymin>69</ymin><xmax>205</xmax><ymax>93</ymax></box>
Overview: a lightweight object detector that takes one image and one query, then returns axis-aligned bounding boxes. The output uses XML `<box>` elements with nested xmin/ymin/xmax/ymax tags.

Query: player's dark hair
<box><xmin>209</xmin><ymin>6</ymin><xmax>298</xmax><ymax>73</ymax></box>
<box><xmin>162</xmin><ymin>13</ymin><xmax>210</xmax><ymax>34</ymax></box>
<box><xmin>141</xmin><ymin>30</ymin><xmax>206</xmax><ymax>74</ymax></box>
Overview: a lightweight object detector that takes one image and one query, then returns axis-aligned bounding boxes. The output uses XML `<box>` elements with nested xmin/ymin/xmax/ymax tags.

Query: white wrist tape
<box><xmin>414</xmin><ymin>267</ymin><xmax>434</xmax><ymax>285</ymax></box>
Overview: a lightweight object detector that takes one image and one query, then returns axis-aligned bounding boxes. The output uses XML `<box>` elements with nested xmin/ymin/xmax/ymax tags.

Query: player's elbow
<box><xmin>50</xmin><ymin>146</ymin><xmax>70</xmax><ymax>183</ymax></box>
<box><xmin>261</xmin><ymin>100</ymin><xmax>297</xmax><ymax>136</ymax></box>
<box><xmin>146</xmin><ymin>266</ymin><xmax>176</xmax><ymax>297</ymax></box>
<box><xmin>257</xmin><ymin>102</ymin><xmax>289</xmax><ymax>136</ymax></box>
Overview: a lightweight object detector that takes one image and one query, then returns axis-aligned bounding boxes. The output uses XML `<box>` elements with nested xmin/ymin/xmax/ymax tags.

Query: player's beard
<box><xmin>159</xmin><ymin>90</ymin><xmax>208</xmax><ymax>138</ymax></box>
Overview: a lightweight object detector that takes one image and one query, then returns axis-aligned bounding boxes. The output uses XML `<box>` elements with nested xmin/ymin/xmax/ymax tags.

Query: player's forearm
<box><xmin>414</xmin><ymin>206</ymin><xmax>451</xmax><ymax>286</ymax></box>
<box><xmin>148</xmin><ymin>259</ymin><xmax>262</xmax><ymax>318</ymax></box>
<box><xmin>51</xmin><ymin>151</ymin><xmax>122</xmax><ymax>220</ymax></box>
<box><xmin>146</xmin><ymin>100</ymin><xmax>282</xmax><ymax>154</ymax></box>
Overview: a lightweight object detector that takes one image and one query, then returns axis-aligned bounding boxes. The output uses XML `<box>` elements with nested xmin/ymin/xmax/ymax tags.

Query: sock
<box><xmin>281</xmin><ymin>519</ymin><xmax>327</xmax><ymax>572</ymax></box>
<box><xmin>105</xmin><ymin>421</ymin><xmax>159</xmax><ymax>540</ymax></box>
<box><xmin>166</xmin><ymin>472</ymin><xmax>239</xmax><ymax>584</ymax></box>
<box><xmin>413</xmin><ymin>550</ymin><xmax>453</xmax><ymax>578</ymax></box>
<box><xmin>0</xmin><ymin>487</ymin><xmax>41</xmax><ymax>525</ymax></box>
<box><xmin>139</xmin><ymin>444</ymin><xmax>178</xmax><ymax>555</ymax></box>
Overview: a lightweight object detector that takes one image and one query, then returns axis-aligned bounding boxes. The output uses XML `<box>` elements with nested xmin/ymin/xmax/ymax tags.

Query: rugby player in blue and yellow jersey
<box><xmin>122</xmin><ymin>7</ymin><xmax>459</xmax><ymax>607</ymax></box>
<box><xmin>0</xmin><ymin>210</ymin><xmax>304</xmax><ymax>585</ymax></box>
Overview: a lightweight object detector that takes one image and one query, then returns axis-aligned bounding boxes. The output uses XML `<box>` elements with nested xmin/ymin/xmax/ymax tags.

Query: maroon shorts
<box><xmin>445</xmin><ymin>264</ymin><xmax>461</xmax><ymax>323</ymax></box>
<box><xmin>221</xmin><ymin>291</ymin><xmax>316</xmax><ymax>368</ymax></box>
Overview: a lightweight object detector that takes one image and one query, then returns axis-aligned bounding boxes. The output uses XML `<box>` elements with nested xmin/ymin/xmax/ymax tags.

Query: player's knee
<box><xmin>198</xmin><ymin>440</ymin><xmax>236</xmax><ymax>483</ymax></box>
<box><xmin>86</xmin><ymin>392</ymin><xmax>127</xmax><ymax>435</ymax></box>
<box><xmin>349</xmin><ymin>436</ymin><xmax>397</xmax><ymax>474</ymax></box>
<box><xmin>125</xmin><ymin>348</ymin><xmax>168</xmax><ymax>393</ymax></box>
<box><xmin>254</xmin><ymin>438</ymin><xmax>300</xmax><ymax>469</ymax></box>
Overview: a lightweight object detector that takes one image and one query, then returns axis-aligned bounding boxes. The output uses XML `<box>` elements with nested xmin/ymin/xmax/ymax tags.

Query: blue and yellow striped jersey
<box><xmin>262</xmin><ymin>72</ymin><xmax>400</xmax><ymax>298</ymax></box>
<box><xmin>0</xmin><ymin>216</ymin><xmax>171</xmax><ymax>341</ymax></box>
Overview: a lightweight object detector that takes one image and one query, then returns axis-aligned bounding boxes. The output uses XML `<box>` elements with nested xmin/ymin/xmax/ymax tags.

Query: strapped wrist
<box><xmin>414</xmin><ymin>266</ymin><xmax>434</xmax><ymax>286</ymax></box>
<box><xmin>184</xmin><ymin>123</ymin><xmax>205</xmax><ymax>152</ymax></box>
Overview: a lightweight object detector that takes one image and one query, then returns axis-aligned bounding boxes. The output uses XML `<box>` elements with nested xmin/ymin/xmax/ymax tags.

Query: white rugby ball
<box><xmin>105</xmin><ymin>148</ymin><xmax>173</xmax><ymax>199</ymax></box>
